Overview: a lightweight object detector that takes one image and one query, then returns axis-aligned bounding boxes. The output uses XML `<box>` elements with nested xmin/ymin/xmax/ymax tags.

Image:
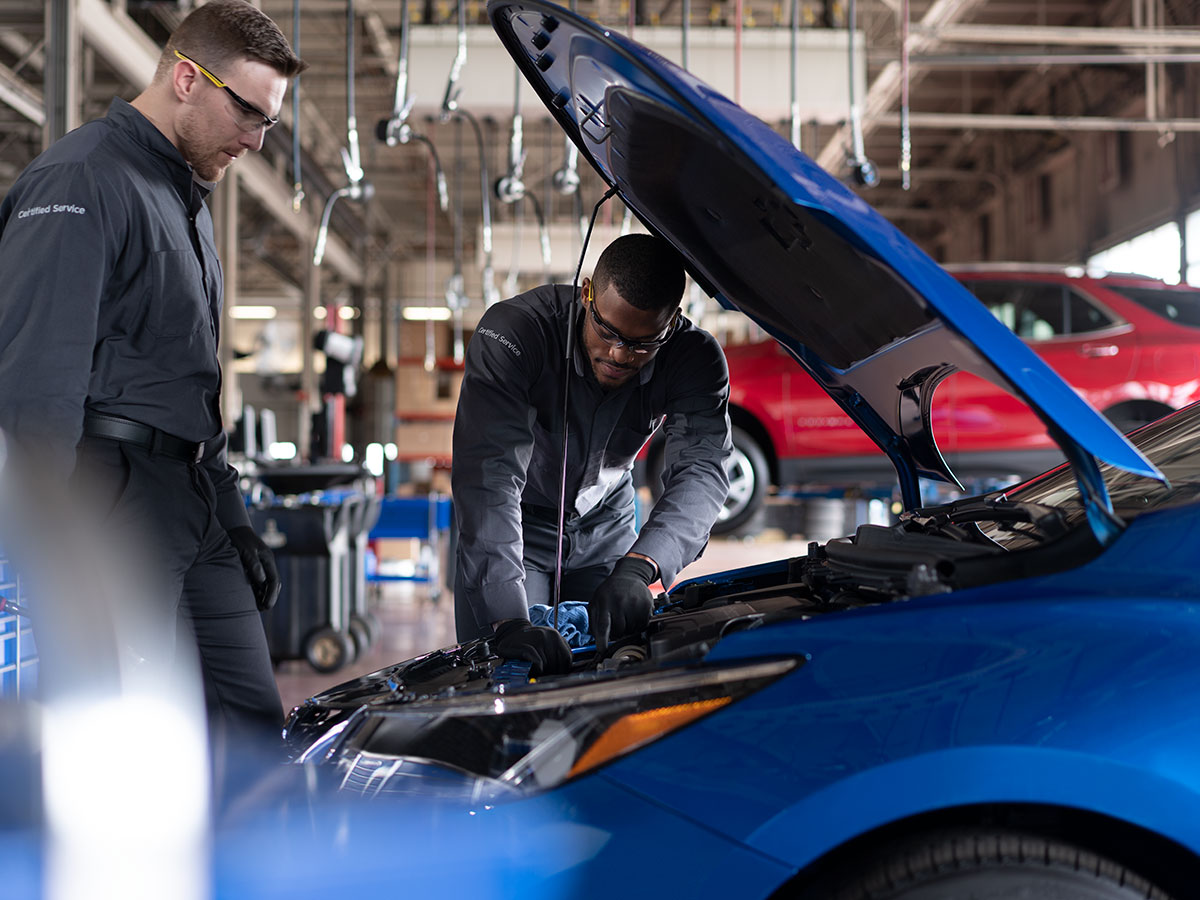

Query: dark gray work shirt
<box><xmin>452</xmin><ymin>284</ymin><xmax>732</xmax><ymax>626</ymax></box>
<box><xmin>0</xmin><ymin>98</ymin><xmax>249</xmax><ymax>531</ymax></box>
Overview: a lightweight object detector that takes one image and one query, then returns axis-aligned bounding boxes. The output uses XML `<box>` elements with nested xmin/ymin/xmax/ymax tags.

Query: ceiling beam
<box><xmin>869</xmin><ymin>111</ymin><xmax>1200</xmax><ymax>132</ymax></box>
<box><xmin>0</xmin><ymin>59</ymin><xmax>43</xmax><ymax>125</ymax></box>
<box><xmin>917</xmin><ymin>24</ymin><xmax>1200</xmax><ymax>48</ymax></box>
<box><xmin>815</xmin><ymin>0</ymin><xmax>989</xmax><ymax>171</ymax></box>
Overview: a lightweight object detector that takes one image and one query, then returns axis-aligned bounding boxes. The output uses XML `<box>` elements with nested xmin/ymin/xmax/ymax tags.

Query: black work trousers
<box><xmin>73</xmin><ymin>437</ymin><xmax>283</xmax><ymax>742</ymax></box>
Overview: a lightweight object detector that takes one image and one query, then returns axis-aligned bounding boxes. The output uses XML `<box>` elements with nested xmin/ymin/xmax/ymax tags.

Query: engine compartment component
<box><xmin>284</xmin><ymin>498</ymin><xmax>1096</xmax><ymax>764</ymax></box>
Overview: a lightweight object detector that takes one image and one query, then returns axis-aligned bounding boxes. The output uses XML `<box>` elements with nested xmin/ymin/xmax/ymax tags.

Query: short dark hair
<box><xmin>593</xmin><ymin>234</ymin><xmax>686</xmax><ymax>312</ymax></box>
<box><xmin>158</xmin><ymin>0</ymin><xmax>307</xmax><ymax>82</ymax></box>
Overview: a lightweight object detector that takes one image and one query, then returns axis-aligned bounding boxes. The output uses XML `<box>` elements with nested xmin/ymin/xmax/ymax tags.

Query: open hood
<box><xmin>488</xmin><ymin>0</ymin><xmax>1161</xmax><ymax>540</ymax></box>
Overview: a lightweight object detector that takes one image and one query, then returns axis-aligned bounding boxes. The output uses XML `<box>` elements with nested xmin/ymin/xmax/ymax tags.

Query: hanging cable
<box><xmin>376</xmin><ymin>0</ymin><xmax>449</xmax><ymax>212</ymax></box>
<box><xmin>291</xmin><ymin>0</ymin><xmax>304</xmax><ymax>211</ymax></box>
<box><xmin>553</xmin><ymin>186</ymin><xmax>618</xmax><ymax>630</ymax></box>
<box><xmin>845</xmin><ymin>0</ymin><xmax>879</xmax><ymax>187</ymax></box>
<box><xmin>789</xmin><ymin>0</ymin><xmax>801</xmax><ymax>150</ymax></box>
<box><xmin>899</xmin><ymin>0</ymin><xmax>912</xmax><ymax>190</ymax></box>
<box><xmin>448</xmin><ymin>118</ymin><xmax>467</xmax><ymax>363</ymax></box>
<box><xmin>439</xmin><ymin>0</ymin><xmax>499</xmax><ymax>307</ymax></box>
<box><xmin>314</xmin><ymin>0</ymin><xmax>374</xmax><ymax>266</ymax></box>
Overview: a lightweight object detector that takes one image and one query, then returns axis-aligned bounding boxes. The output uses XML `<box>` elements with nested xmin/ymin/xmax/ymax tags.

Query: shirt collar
<box><xmin>107</xmin><ymin>98</ymin><xmax>212</xmax><ymax>200</ymax></box>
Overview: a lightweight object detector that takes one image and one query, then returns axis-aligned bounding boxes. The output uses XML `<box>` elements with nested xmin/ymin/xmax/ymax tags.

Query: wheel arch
<box><xmin>772</xmin><ymin>802</ymin><xmax>1200</xmax><ymax>900</ymax></box>
<box><xmin>1101</xmin><ymin>399</ymin><xmax>1175</xmax><ymax>433</ymax></box>
<box><xmin>744</xmin><ymin>746</ymin><xmax>1200</xmax><ymax>899</ymax></box>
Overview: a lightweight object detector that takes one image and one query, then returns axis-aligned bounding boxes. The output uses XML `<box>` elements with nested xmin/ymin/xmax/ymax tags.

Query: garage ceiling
<box><xmin>0</xmin><ymin>0</ymin><xmax>1197</xmax><ymax>310</ymax></box>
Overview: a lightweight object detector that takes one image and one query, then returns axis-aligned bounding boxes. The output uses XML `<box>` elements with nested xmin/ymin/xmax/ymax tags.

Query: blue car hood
<box><xmin>488</xmin><ymin>0</ymin><xmax>1161</xmax><ymax>528</ymax></box>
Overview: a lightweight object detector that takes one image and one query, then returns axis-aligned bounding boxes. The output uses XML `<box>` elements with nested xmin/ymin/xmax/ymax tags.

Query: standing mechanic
<box><xmin>452</xmin><ymin>234</ymin><xmax>732</xmax><ymax>675</ymax></box>
<box><xmin>0</xmin><ymin>1</ymin><xmax>305</xmax><ymax>742</ymax></box>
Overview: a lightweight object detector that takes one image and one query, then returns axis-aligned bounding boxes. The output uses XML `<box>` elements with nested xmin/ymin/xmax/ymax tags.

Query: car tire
<box><xmin>794</xmin><ymin>829</ymin><xmax>1170</xmax><ymax>900</ymax></box>
<box><xmin>646</xmin><ymin>425</ymin><xmax>770</xmax><ymax>536</ymax></box>
<box><xmin>712</xmin><ymin>426</ymin><xmax>770</xmax><ymax>535</ymax></box>
<box><xmin>303</xmin><ymin>627</ymin><xmax>355</xmax><ymax>674</ymax></box>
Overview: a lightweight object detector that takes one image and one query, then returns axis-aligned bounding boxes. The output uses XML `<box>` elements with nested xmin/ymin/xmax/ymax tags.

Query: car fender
<box><xmin>744</xmin><ymin>744</ymin><xmax>1200</xmax><ymax>871</ymax></box>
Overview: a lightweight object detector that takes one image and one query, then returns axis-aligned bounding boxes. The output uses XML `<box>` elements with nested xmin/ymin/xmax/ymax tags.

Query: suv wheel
<box><xmin>712</xmin><ymin>426</ymin><xmax>769</xmax><ymax>535</ymax></box>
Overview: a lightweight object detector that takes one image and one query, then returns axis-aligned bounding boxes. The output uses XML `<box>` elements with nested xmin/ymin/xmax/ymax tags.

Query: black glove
<box><xmin>589</xmin><ymin>556</ymin><xmax>657</xmax><ymax>656</ymax></box>
<box><xmin>491</xmin><ymin>619</ymin><xmax>572</xmax><ymax>676</ymax></box>
<box><xmin>227</xmin><ymin>526</ymin><xmax>282</xmax><ymax>612</ymax></box>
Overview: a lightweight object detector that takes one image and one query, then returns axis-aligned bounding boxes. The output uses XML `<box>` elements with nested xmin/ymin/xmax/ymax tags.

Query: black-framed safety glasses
<box><xmin>583</xmin><ymin>283</ymin><xmax>680</xmax><ymax>355</ymax></box>
<box><xmin>174</xmin><ymin>50</ymin><xmax>278</xmax><ymax>132</ymax></box>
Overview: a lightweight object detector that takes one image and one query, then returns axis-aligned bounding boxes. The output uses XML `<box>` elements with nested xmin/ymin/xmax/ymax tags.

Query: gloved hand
<box><xmin>589</xmin><ymin>556</ymin><xmax>657</xmax><ymax>656</ymax></box>
<box><xmin>227</xmin><ymin>526</ymin><xmax>282</xmax><ymax>612</ymax></box>
<box><xmin>492</xmin><ymin>619</ymin><xmax>572</xmax><ymax>676</ymax></box>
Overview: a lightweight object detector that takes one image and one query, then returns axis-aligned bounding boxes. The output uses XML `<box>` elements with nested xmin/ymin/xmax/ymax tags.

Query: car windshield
<box><xmin>1103</xmin><ymin>282</ymin><xmax>1200</xmax><ymax>328</ymax></box>
<box><xmin>979</xmin><ymin>402</ymin><xmax>1200</xmax><ymax>549</ymax></box>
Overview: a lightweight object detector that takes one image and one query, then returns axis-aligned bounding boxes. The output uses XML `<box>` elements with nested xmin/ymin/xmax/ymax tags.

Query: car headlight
<box><xmin>308</xmin><ymin>657</ymin><xmax>799</xmax><ymax>800</ymax></box>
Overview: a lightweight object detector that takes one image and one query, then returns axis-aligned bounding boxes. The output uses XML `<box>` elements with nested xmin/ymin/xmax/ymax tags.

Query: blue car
<box><xmin>283</xmin><ymin>3</ymin><xmax>1200</xmax><ymax>897</ymax></box>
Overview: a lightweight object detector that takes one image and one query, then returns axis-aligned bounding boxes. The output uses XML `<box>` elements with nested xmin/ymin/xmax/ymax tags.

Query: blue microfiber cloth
<box><xmin>528</xmin><ymin>601</ymin><xmax>591</xmax><ymax>649</ymax></box>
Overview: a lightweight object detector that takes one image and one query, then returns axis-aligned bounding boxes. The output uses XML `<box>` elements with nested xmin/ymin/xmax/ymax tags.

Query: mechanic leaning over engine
<box><xmin>452</xmin><ymin>233</ymin><xmax>733</xmax><ymax>675</ymax></box>
<box><xmin>0</xmin><ymin>1</ymin><xmax>304</xmax><ymax>745</ymax></box>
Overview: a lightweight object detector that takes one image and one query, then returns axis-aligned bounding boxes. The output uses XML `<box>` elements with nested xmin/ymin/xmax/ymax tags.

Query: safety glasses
<box><xmin>583</xmin><ymin>284</ymin><xmax>679</xmax><ymax>355</ymax></box>
<box><xmin>174</xmin><ymin>50</ymin><xmax>278</xmax><ymax>132</ymax></box>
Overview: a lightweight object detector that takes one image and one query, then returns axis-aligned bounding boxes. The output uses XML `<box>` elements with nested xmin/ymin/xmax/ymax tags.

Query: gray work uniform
<box><xmin>0</xmin><ymin>98</ymin><xmax>281</xmax><ymax>738</ymax></box>
<box><xmin>452</xmin><ymin>284</ymin><xmax>732</xmax><ymax>641</ymax></box>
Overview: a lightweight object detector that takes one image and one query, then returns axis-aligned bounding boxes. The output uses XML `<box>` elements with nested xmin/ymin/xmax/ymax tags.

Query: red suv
<box><xmin>651</xmin><ymin>266</ymin><xmax>1200</xmax><ymax>533</ymax></box>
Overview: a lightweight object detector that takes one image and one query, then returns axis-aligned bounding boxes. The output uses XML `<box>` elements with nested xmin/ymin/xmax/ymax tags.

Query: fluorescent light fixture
<box><xmin>230</xmin><ymin>305</ymin><xmax>277</xmax><ymax>320</ymax></box>
<box><xmin>341</xmin><ymin>444</ymin><xmax>355</xmax><ymax>463</ymax></box>
<box><xmin>402</xmin><ymin>306</ymin><xmax>453</xmax><ymax>321</ymax></box>
<box><xmin>384</xmin><ymin>442</ymin><xmax>398</xmax><ymax>461</ymax></box>
<box><xmin>268</xmin><ymin>442</ymin><xmax>297</xmax><ymax>461</ymax></box>
<box><xmin>339</xmin><ymin>306</ymin><xmax>360</xmax><ymax>320</ymax></box>
<box><xmin>313</xmin><ymin>306</ymin><xmax>327</xmax><ymax>319</ymax></box>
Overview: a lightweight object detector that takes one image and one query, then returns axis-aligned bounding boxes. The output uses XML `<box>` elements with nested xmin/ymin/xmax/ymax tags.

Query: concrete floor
<box><xmin>273</xmin><ymin>531</ymin><xmax>811</xmax><ymax>714</ymax></box>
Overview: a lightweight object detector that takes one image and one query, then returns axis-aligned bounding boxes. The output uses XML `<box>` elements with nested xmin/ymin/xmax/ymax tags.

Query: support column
<box><xmin>44</xmin><ymin>0</ymin><xmax>80</xmax><ymax>146</ymax></box>
<box><xmin>300</xmin><ymin>250</ymin><xmax>320</xmax><ymax>460</ymax></box>
<box><xmin>214</xmin><ymin>171</ymin><xmax>240</xmax><ymax>426</ymax></box>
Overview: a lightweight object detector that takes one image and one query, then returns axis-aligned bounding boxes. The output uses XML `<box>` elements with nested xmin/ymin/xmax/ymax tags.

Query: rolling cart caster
<box><xmin>351</xmin><ymin>611</ymin><xmax>382</xmax><ymax>647</ymax></box>
<box><xmin>304</xmin><ymin>627</ymin><xmax>354</xmax><ymax>673</ymax></box>
<box><xmin>347</xmin><ymin>616</ymin><xmax>372</xmax><ymax>660</ymax></box>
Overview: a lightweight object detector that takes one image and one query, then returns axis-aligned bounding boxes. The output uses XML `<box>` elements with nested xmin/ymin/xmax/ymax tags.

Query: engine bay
<box><xmin>284</xmin><ymin>498</ymin><xmax>1100</xmax><ymax>761</ymax></box>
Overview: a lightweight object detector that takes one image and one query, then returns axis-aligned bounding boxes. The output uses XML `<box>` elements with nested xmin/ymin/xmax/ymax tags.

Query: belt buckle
<box><xmin>193</xmin><ymin>441</ymin><xmax>205</xmax><ymax>464</ymax></box>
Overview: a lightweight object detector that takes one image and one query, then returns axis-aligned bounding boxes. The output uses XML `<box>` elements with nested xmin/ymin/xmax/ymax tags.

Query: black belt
<box><xmin>82</xmin><ymin>413</ymin><xmax>205</xmax><ymax>464</ymax></box>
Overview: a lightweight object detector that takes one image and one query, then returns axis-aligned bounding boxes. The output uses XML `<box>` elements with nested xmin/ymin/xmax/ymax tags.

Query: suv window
<box><xmin>1103</xmin><ymin>283</ymin><xmax>1200</xmax><ymax>329</ymax></box>
<box><xmin>959</xmin><ymin>280</ymin><xmax>1116</xmax><ymax>339</ymax></box>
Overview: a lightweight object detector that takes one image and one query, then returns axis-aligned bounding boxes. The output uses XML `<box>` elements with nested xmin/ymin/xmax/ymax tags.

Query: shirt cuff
<box><xmin>475</xmin><ymin>580</ymin><xmax>531</xmax><ymax>628</ymax></box>
<box><xmin>630</xmin><ymin>530</ymin><xmax>688</xmax><ymax>589</ymax></box>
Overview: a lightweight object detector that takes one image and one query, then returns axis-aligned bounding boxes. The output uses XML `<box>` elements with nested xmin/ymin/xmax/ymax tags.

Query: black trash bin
<box><xmin>250</xmin><ymin>492</ymin><xmax>356</xmax><ymax>674</ymax></box>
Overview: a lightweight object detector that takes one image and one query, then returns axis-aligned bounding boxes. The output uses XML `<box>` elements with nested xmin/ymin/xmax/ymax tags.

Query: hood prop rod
<box><xmin>554</xmin><ymin>186</ymin><xmax>618</xmax><ymax>632</ymax></box>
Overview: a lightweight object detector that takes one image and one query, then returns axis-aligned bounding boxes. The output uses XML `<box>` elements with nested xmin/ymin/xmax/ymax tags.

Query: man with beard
<box><xmin>452</xmin><ymin>234</ymin><xmax>733</xmax><ymax>675</ymax></box>
<box><xmin>0</xmin><ymin>0</ymin><xmax>304</xmax><ymax>744</ymax></box>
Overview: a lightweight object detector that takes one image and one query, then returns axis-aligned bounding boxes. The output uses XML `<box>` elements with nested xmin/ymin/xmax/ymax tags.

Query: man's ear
<box><xmin>580</xmin><ymin>277</ymin><xmax>591</xmax><ymax>303</ymax></box>
<box><xmin>171</xmin><ymin>57</ymin><xmax>199</xmax><ymax>104</ymax></box>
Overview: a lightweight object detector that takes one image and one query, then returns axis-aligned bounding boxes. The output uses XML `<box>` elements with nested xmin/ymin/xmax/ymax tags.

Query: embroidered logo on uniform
<box><xmin>477</xmin><ymin>326</ymin><xmax>522</xmax><ymax>357</ymax></box>
<box><xmin>16</xmin><ymin>204</ymin><xmax>86</xmax><ymax>219</ymax></box>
